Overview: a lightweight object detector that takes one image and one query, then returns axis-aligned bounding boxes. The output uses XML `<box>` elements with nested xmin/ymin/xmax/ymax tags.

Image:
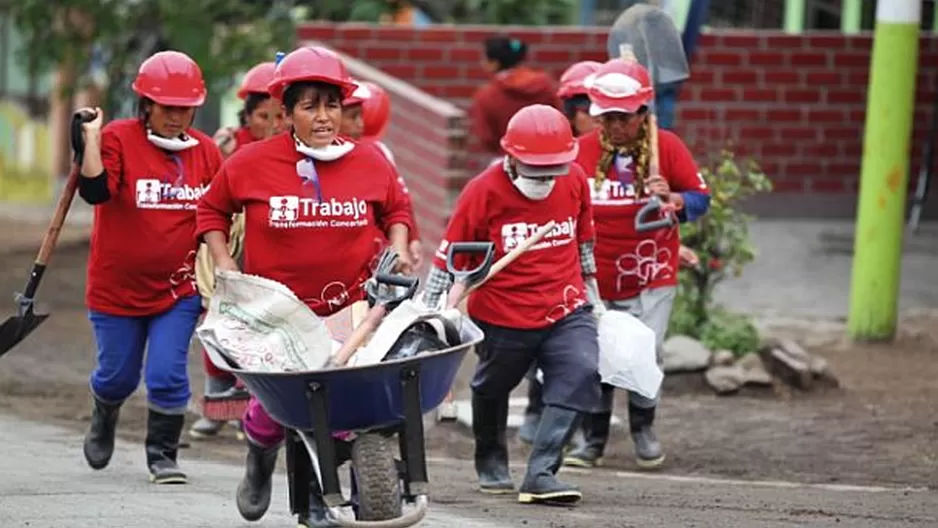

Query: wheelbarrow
<box><xmin>204</xmin><ymin>315</ymin><xmax>484</xmax><ymax>528</ymax></box>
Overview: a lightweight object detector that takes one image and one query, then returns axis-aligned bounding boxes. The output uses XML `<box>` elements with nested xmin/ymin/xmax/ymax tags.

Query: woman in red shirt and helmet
<box><xmin>421</xmin><ymin>104</ymin><xmax>602</xmax><ymax>506</ymax></box>
<box><xmin>189</xmin><ymin>60</ymin><xmax>285</xmax><ymax>441</ymax></box>
<box><xmin>196</xmin><ymin>46</ymin><xmax>415</xmax><ymax>525</ymax></box>
<box><xmin>75</xmin><ymin>50</ymin><xmax>222</xmax><ymax>484</ymax></box>
<box><xmin>563</xmin><ymin>59</ymin><xmax>710</xmax><ymax>471</ymax></box>
<box><xmin>339</xmin><ymin>79</ymin><xmax>422</xmax><ymax>266</ymax></box>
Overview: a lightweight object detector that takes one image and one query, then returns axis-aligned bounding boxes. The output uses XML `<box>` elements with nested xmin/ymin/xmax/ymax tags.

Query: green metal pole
<box><xmin>669</xmin><ymin>0</ymin><xmax>692</xmax><ymax>32</ymax></box>
<box><xmin>848</xmin><ymin>0</ymin><xmax>922</xmax><ymax>342</ymax></box>
<box><xmin>784</xmin><ymin>0</ymin><xmax>806</xmax><ymax>32</ymax></box>
<box><xmin>933</xmin><ymin>2</ymin><xmax>938</xmax><ymax>33</ymax></box>
<box><xmin>841</xmin><ymin>0</ymin><xmax>863</xmax><ymax>33</ymax></box>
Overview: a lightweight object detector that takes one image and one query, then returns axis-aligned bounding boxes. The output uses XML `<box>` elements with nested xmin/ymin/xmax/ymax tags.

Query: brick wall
<box><xmin>322</xmin><ymin>47</ymin><xmax>467</xmax><ymax>260</ymax></box>
<box><xmin>299</xmin><ymin>23</ymin><xmax>938</xmax><ymax>200</ymax></box>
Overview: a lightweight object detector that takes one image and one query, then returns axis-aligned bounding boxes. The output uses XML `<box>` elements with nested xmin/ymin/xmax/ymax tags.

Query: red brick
<box><xmin>448</xmin><ymin>47</ymin><xmax>479</xmax><ymax>62</ymax></box>
<box><xmin>406</xmin><ymin>47</ymin><xmax>445</xmax><ymax>61</ymax></box>
<box><xmin>764</xmin><ymin>34</ymin><xmax>807</xmax><ymax>49</ymax></box>
<box><xmin>801</xmin><ymin>143</ymin><xmax>840</xmax><ymax>157</ymax></box>
<box><xmin>719</xmin><ymin>34</ymin><xmax>763</xmax><ymax>48</ymax></box>
<box><xmin>702</xmin><ymin>51</ymin><xmax>745</xmax><ymax>66</ymax></box>
<box><xmin>766</xmin><ymin>108</ymin><xmax>802</xmax><ymax>122</ymax></box>
<box><xmin>439</xmin><ymin>85</ymin><xmax>477</xmax><ymax>99</ymax></box>
<box><xmin>762</xmin><ymin>70</ymin><xmax>800</xmax><ymax>85</ymax></box>
<box><xmin>748</xmin><ymin>52</ymin><xmax>786</xmax><ymax>67</ymax></box>
<box><xmin>826</xmin><ymin>89</ymin><xmax>866</xmax><ymax>105</ymax></box>
<box><xmin>372</xmin><ymin>26</ymin><xmax>422</xmax><ymax>42</ymax></box>
<box><xmin>363</xmin><ymin>47</ymin><xmax>404</xmax><ymax>61</ymax></box>
<box><xmin>742</xmin><ymin>88</ymin><xmax>780</xmax><ymax>103</ymax></box>
<box><xmin>806</xmin><ymin>109</ymin><xmax>846</xmax><ymax>122</ymax></box>
<box><xmin>738</xmin><ymin>126</ymin><xmax>775</xmax><ymax>140</ymax></box>
<box><xmin>460</xmin><ymin>28</ymin><xmax>496</xmax><ymax>43</ymax></box>
<box><xmin>786</xmin><ymin>161</ymin><xmax>824</xmax><ymax>175</ymax></box>
<box><xmin>804</xmin><ymin>71</ymin><xmax>843</xmax><ymax>86</ymax></box>
<box><xmin>382</xmin><ymin>64</ymin><xmax>418</xmax><ymax>79</ymax></box>
<box><xmin>811</xmin><ymin>179</ymin><xmax>846</xmax><ymax>192</ymax></box>
<box><xmin>680</xmin><ymin>107</ymin><xmax>718</xmax><ymax>121</ymax></box>
<box><xmin>465</xmin><ymin>66</ymin><xmax>489</xmax><ymax>81</ymax></box>
<box><xmin>531</xmin><ymin>49</ymin><xmax>574</xmax><ymax>63</ymax></box>
<box><xmin>806</xmin><ymin>35</ymin><xmax>849</xmax><ymax>50</ymax></box>
<box><xmin>827</xmin><ymin>162</ymin><xmax>860</xmax><ymax>176</ymax></box>
<box><xmin>848</xmin><ymin>109</ymin><xmax>866</xmax><ymax>123</ymax></box>
<box><xmin>421</xmin><ymin>65</ymin><xmax>462</xmax><ymax>79</ymax></box>
<box><xmin>833</xmin><ymin>52</ymin><xmax>870</xmax><ymax>69</ymax></box>
<box><xmin>845</xmin><ymin>71</ymin><xmax>869</xmax><ymax>86</ymax></box>
<box><xmin>779</xmin><ymin>127</ymin><xmax>818</xmax><ymax>141</ymax></box>
<box><xmin>841</xmin><ymin>142</ymin><xmax>863</xmax><ymax>157</ymax></box>
<box><xmin>847</xmin><ymin>36</ymin><xmax>873</xmax><ymax>51</ymax></box>
<box><xmin>790</xmin><ymin>52</ymin><xmax>829</xmax><ymax>68</ymax></box>
<box><xmin>784</xmin><ymin>89</ymin><xmax>821</xmax><ymax>104</ymax></box>
<box><xmin>721</xmin><ymin>69</ymin><xmax>759</xmax><ymax>85</ymax></box>
<box><xmin>417</xmin><ymin>27</ymin><xmax>463</xmax><ymax>43</ymax></box>
<box><xmin>698</xmin><ymin>88</ymin><xmax>738</xmax><ymax>102</ymax></box>
<box><xmin>545</xmin><ymin>30</ymin><xmax>593</xmax><ymax>46</ymax></box>
<box><xmin>725</xmin><ymin>108</ymin><xmax>763</xmax><ymax>121</ymax></box>
<box><xmin>826</xmin><ymin>127</ymin><xmax>861</xmax><ymax>140</ymax></box>
<box><xmin>761</xmin><ymin>142</ymin><xmax>798</xmax><ymax>156</ymax></box>
<box><xmin>296</xmin><ymin>24</ymin><xmax>338</xmax><ymax>42</ymax></box>
<box><xmin>697</xmin><ymin>34</ymin><xmax>719</xmax><ymax>48</ymax></box>
<box><xmin>687</xmin><ymin>69</ymin><xmax>716</xmax><ymax>84</ymax></box>
<box><xmin>336</xmin><ymin>26</ymin><xmax>375</xmax><ymax>41</ymax></box>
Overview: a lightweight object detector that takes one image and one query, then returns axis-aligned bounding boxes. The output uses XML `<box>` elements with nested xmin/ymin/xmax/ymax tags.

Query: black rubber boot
<box><xmin>564</xmin><ymin>384</ymin><xmax>614</xmax><ymax>468</ymax></box>
<box><xmin>145</xmin><ymin>410</ymin><xmax>187</xmax><ymax>484</ymax></box>
<box><xmin>83</xmin><ymin>396</ymin><xmax>121</xmax><ymax>470</ymax></box>
<box><xmin>518</xmin><ymin>380</ymin><xmax>543</xmax><ymax>445</ymax></box>
<box><xmin>518</xmin><ymin>405</ymin><xmax>582</xmax><ymax>505</ymax></box>
<box><xmin>629</xmin><ymin>404</ymin><xmax>665</xmax><ymax>470</ymax></box>
<box><xmin>236</xmin><ymin>439</ymin><xmax>280</xmax><ymax>521</ymax></box>
<box><xmin>472</xmin><ymin>394</ymin><xmax>515</xmax><ymax>494</ymax></box>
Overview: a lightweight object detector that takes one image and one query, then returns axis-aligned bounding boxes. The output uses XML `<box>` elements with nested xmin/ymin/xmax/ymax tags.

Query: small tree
<box><xmin>668</xmin><ymin>149</ymin><xmax>773</xmax><ymax>356</ymax></box>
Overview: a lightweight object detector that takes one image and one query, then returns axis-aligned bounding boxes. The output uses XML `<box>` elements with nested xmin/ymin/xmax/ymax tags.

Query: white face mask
<box><xmin>294</xmin><ymin>134</ymin><xmax>355</xmax><ymax>161</ymax></box>
<box><xmin>513</xmin><ymin>176</ymin><xmax>556</xmax><ymax>201</ymax></box>
<box><xmin>147</xmin><ymin>129</ymin><xmax>200</xmax><ymax>152</ymax></box>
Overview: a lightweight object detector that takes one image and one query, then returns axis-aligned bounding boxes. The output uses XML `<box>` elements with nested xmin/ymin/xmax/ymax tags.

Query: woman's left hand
<box><xmin>393</xmin><ymin>249</ymin><xmax>416</xmax><ymax>275</ymax></box>
<box><xmin>645</xmin><ymin>175</ymin><xmax>670</xmax><ymax>198</ymax></box>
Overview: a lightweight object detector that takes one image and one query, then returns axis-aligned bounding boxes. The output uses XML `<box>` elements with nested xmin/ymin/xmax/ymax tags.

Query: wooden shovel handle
<box><xmin>448</xmin><ymin>220</ymin><xmax>557</xmax><ymax>309</ymax></box>
<box><xmin>330</xmin><ymin>305</ymin><xmax>386</xmax><ymax>367</ymax></box>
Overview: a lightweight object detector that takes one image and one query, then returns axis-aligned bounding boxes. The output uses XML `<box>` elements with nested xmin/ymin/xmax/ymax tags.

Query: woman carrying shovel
<box><xmin>75</xmin><ymin>50</ymin><xmax>223</xmax><ymax>484</ymax></box>
<box><xmin>189</xmin><ymin>60</ymin><xmax>285</xmax><ymax>441</ymax></box>
<box><xmin>562</xmin><ymin>58</ymin><xmax>710</xmax><ymax>471</ymax></box>
<box><xmin>421</xmin><ymin>104</ymin><xmax>602</xmax><ymax>505</ymax></box>
<box><xmin>196</xmin><ymin>45</ymin><xmax>415</xmax><ymax>525</ymax></box>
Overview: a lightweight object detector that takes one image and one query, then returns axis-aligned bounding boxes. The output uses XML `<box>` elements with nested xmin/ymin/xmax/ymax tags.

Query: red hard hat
<box><xmin>500</xmin><ymin>104</ymin><xmax>578</xmax><ymax>166</ymax></box>
<box><xmin>132</xmin><ymin>50</ymin><xmax>206</xmax><ymax>107</ymax></box>
<box><xmin>361</xmin><ymin>82</ymin><xmax>391</xmax><ymax>138</ymax></box>
<box><xmin>586</xmin><ymin>59</ymin><xmax>654</xmax><ymax>116</ymax></box>
<box><xmin>557</xmin><ymin>60</ymin><xmax>602</xmax><ymax>99</ymax></box>
<box><xmin>267</xmin><ymin>46</ymin><xmax>357</xmax><ymax>101</ymax></box>
<box><xmin>342</xmin><ymin>77</ymin><xmax>369</xmax><ymax>107</ymax></box>
<box><xmin>238</xmin><ymin>62</ymin><xmax>277</xmax><ymax>100</ymax></box>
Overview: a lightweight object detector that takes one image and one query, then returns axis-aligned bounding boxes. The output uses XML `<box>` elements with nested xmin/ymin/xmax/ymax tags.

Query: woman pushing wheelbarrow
<box><xmin>195</xmin><ymin>45</ymin><xmax>417</xmax><ymax>525</ymax></box>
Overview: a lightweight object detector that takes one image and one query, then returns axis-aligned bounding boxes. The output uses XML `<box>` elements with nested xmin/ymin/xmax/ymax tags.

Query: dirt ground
<box><xmin>0</xmin><ymin>242</ymin><xmax>935</xmax><ymax>503</ymax></box>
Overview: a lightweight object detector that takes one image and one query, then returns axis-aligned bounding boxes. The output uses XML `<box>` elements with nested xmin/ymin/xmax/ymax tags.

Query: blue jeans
<box><xmin>88</xmin><ymin>296</ymin><xmax>202</xmax><ymax>414</ymax></box>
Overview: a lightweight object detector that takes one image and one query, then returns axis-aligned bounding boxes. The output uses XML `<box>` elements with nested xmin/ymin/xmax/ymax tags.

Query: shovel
<box><xmin>329</xmin><ymin>249</ymin><xmax>420</xmax><ymax>367</ymax></box>
<box><xmin>0</xmin><ymin>109</ymin><xmax>97</xmax><ymax>359</ymax></box>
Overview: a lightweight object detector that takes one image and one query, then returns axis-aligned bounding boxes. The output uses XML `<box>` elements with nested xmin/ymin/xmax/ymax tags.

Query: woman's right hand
<box><xmin>214</xmin><ymin>255</ymin><xmax>240</xmax><ymax>273</ymax></box>
<box><xmin>78</xmin><ymin>107</ymin><xmax>103</xmax><ymax>141</ymax></box>
<box><xmin>213</xmin><ymin>126</ymin><xmax>238</xmax><ymax>156</ymax></box>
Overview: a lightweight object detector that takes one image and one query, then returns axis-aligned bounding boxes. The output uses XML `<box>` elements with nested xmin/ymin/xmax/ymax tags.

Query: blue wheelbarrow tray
<box><xmin>203</xmin><ymin>316</ymin><xmax>483</xmax><ymax>528</ymax></box>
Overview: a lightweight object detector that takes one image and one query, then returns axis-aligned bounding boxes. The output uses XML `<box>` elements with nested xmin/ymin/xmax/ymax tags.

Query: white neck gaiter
<box><xmin>294</xmin><ymin>134</ymin><xmax>355</xmax><ymax>161</ymax></box>
<box><xmin>147</xmin><ymin>128</ymin><xmax>200</xmax><ymax>152</ymax></box>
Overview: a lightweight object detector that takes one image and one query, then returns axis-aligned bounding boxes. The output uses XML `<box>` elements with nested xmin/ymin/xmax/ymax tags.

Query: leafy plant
<box><xmin>668</xmin><ymin>149</ymin><xmax>773</xmax><ymax>356</ymax></box>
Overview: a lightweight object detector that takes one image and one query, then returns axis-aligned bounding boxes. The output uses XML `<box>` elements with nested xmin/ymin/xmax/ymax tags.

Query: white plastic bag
<box><xmin>597</xmin><ymin>310</ymin><xmax>663</xmax><ymax>400</ymax></box>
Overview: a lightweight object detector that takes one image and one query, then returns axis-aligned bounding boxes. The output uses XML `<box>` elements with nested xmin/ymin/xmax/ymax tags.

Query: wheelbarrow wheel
<box><xmin>351</xmin><ymin>432</ymin><xmax>402</xmax><ymax>521</ymax></box>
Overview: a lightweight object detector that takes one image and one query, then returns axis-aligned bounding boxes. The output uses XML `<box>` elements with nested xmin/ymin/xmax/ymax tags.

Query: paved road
<box><xmin>1</xmin><ymin>414</ymin><xmax>935</xmax><ymax>528</ymax></box>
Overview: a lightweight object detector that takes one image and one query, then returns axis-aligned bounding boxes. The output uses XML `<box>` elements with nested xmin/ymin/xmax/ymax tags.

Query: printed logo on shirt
<box><xmin>267</xmin><ymin>195</ymin><xmax>370</xmax><ymax>229</ymax></box>
<box><xmin>587</xmin><ymin>177</ymin><xmax>644</xmax><ymax>206</ymax></box>
<box><xmin>499</xmin><ymin>216</ymin><xmax>577</xmax><ymax>253</ymax></box>
<box><xmin>135</xmin><ymin>179</ymin><xmax>208</xmax><ymax>210</ymax></box>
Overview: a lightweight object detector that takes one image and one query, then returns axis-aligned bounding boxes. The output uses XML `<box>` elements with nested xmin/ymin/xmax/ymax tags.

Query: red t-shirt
<box><xmin>233</xmin><ymin>126</ymin><xmax>258</xmax><ymax>152</ymax></box>
<box><xmin>432</xmin><ymin>162</ymin><xmax>595</xmax><ymax>330</ymax></box>
<box><xmin>575</xmin><ymin>129</ymin><xmax>708</xmax><ymax>301</ymax></box>
<box><xmin>359</xmin><ymin>137</ymin><xmax>420</xmax><ymax>244</ymax></box>
<box><xmin>87</xmin><ymin>119</ymin><xmax>223</xmax><ymax>316</ymax></box>
<box><xmin>196</xmin><ymin>133</ymin><xmax>414</xmax><ymax>317</ymax></box>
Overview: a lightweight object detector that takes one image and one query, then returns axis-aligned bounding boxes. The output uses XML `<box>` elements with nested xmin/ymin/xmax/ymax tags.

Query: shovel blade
<box><xmin>0</xmin><ymin>313</ymin><xmax>49</xmax><ymax>358</ymax></box>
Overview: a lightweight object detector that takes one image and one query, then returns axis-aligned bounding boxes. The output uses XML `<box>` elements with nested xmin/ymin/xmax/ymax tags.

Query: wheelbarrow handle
<box><xmin>634</xmin><ymin>196</ymin><xmax>675</xmax><ymax>233</ymax></box>
<box><xmin>445</xmin><ymin>242</ymin><xmax>496</xmax><ymax>287</ymax></box>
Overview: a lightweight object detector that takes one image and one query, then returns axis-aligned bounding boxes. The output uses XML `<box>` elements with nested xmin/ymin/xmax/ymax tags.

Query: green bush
<box><xmin>668</xmin><ymin>149</ymin><xmax>773</xmax><ymax>357</ymax></box>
